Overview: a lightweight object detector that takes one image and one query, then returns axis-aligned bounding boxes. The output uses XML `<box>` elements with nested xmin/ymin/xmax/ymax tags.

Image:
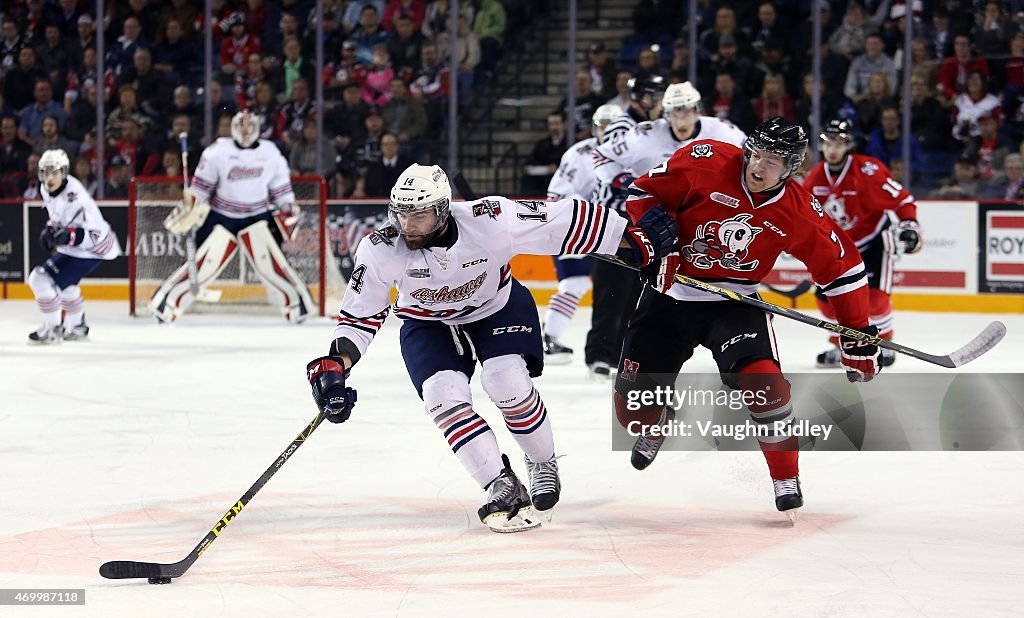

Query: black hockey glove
<box><xmin>307</xmin><ymin>356</ymin><xmax>358</xmax><ymax>423</ymax></box>
<box><xmin>896</xmin><ymin>219</ymin><xmax>922</xmax><ymax>254</ymax></box>
<box><xmin>840</xmin><ymin>324</ymin><xmax>881</xmax><ymax>383</ymax></box>
<box><xmin>39</xmin><ymin>226</ymin><xmax>83</xmax><ymax>252</ymax></box>
<box><xmin>618</xmin><ymin>206</ymin><xmax>678</xmax><ymax>268</ymax></box>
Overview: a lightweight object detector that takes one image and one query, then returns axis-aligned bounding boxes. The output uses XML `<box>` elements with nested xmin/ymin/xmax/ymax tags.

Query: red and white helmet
<box><xmin>231</xmin><ymin>111</ymin><xmax>260</xmax><ymax>148</ymax></box>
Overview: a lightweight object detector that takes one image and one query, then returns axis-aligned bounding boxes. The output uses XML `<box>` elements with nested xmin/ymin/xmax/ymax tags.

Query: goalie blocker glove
<box><xmin>840</xmin><ymin>324</ymin><xmax>881</xmax><ymax>383</ymax></box>
<box><xmin>39</xmin><ymin>225</ymin><xmax>84</xmax><ymax>252</ymax></box>
<box><xmin>896</xmin><ymin>219</ymin><xmax>922</xmax><ymax>254</ymax></box>
<box><xmin>306</xmin><ymin>356</ymin><xmax>358</xmax><ymax>423</ymax></box>
<box><xmin>617</xmin><ymin>206</ymin><xmax>677</xmax><ymax>268</ymax></box>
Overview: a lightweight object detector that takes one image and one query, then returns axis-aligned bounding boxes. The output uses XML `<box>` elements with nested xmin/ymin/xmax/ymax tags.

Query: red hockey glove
<box><xmin>655</xmin><ymin>251</ymin><xmax>681</xmax><ymax>293</ymax></box>
<box><xmin>840</xmin><ymin>324</ymin><xmax>881</xmax><ymax>383</ymax></box>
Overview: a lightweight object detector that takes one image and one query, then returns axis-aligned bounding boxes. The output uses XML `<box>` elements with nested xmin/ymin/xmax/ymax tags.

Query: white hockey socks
<box><xmin>28</xmin><ymin>265</ymin><xmax>61</xmax><ymax>327</ymax></box>
<box><xmin>62</xmin><ymin>285</ymin><xmax>85</xmax><ymax>326</ymax></box>
<box><xmin>543</xmin><ymin>275</ymin><xmax>591</xmax><ymax>341</ymax></box>
<box><xmin>481</xmin><ymin>356</ymin><xmax>555</xmax><ymax>463</ymax></box>
<box><xmin>238</xmin><ymin>220</ymin><xmax>315</xmax><ymax>323</ymax></box>
<box><xmin>422</xmin><ymin>371</ymin><xmax>504</xmax><ymax>488</ymax></box>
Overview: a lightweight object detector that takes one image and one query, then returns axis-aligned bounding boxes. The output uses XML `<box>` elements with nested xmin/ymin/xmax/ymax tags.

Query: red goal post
<box><xmin>127</xmin><ymin>175</ymin><xmax>334</xmax><ymax>317</ymax></box>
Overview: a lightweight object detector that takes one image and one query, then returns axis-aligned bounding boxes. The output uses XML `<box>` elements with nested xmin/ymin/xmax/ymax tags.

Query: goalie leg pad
<box><xmin>422</xmin><ymin>370</ymin><xmax>502</xmax><ymax>488</ymax></box>
<box><xmin>238</xmin><ymin>220</ymin><xmax>315</xmax><ymax>324</ymax></box>
<box><xmin>148</xmin><ymin>225</ymin><xmax>238</xmax><ymax>323</ymax></box>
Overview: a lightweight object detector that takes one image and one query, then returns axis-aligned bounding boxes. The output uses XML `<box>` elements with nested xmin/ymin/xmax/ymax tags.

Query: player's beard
<box><xmin>403</xmin><ymin>222</ymin><xmax>447</xmax><ymax>250</ymax></box>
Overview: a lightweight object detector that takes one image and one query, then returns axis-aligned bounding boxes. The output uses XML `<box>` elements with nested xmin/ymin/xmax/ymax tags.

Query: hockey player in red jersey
<box><xmin>803</xmin><ymin>119</ymin><xmax>922</xmax><ymax>368</ymax></box>
<box><xmin>614</xmin><ymin>117</ymin><xmax>879</xmax><ymax>516</ymax></box>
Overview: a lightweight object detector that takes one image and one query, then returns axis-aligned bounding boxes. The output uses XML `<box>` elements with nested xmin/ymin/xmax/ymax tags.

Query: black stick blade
<box><xmin>99</xmin><ymin>560</ymin><xmax>166</xmax><ymax>579</ymax></box>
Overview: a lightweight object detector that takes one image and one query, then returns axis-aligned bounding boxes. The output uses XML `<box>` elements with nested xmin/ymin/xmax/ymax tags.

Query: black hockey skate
<box><xmin>543</xmin><ymin>334</ymin><xmax>573</xmax><ymax>365</ymax></box>
<box><xmin>773</xmin><ymin>476</ymin><xmax>803</xmax><ymax>523</ymax></box>
<box><xmin>524</xmin><ymin>453</ymin><xmax>561</xmax><ymax>512</ymax></box>
<box><xmin>63</xmin><ymin>321</ymin><xmax>90</xmax><ymax>341</ymax></box>
<box><xmin>815</xmin><ymin>347</ymin><xmax>841</xmax><ymax>368</ymax></box>
<box><xmin>587</xmin><ymin>361</ymin><xmax>613</xmax><ymax>379</ymax></box>
<box><xmin>478</xmin><ymin>455</ymin><xmax>540</xmax><ymax>533</ymax></box>
<box><xmin>631</xmin><ymin>408</ymin><xmax>676</xmax><ymax>470</ymax></box>
<box><xmin>28</xmin><ymin>325</ymin><xmax>63</xmax><ymax>345</ymax></box>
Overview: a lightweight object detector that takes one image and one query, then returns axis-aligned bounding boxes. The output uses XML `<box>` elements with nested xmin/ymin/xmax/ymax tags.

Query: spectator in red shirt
<box><xmin>752</xmin><ymin>73</ymin><xmax>794</xmax><ymax>124</ymax></box>
<box><xmin>219</xmin><ymin>12</ymin><xmax>260</xmax><ymax>78</ymax></box>
<box><xmin>704</xmin><ymin>72</ymin><xmax>754</xmax><ymax>134</ymax></box>
<box><xmin>936</xmin><ymin>34</ymin><xmax>989</xmax><ymax>104</ymax></box>
<box><xmin>382</xmin><ymin>0</ymin><xmax>426</xmax><ymax>32</ymax></box>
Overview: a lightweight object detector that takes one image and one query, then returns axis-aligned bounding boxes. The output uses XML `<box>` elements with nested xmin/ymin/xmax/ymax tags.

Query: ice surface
<box><xmin>1</xmin><ymin>300</ymin><xmax>1022</xmax><ymax>617</ymax></box>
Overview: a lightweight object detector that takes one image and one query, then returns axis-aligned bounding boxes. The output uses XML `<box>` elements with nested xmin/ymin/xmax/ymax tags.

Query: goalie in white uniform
<box><xmin>27</xmin><ymin>149</ymin><xmax>121</xmax><ymax>343</ymax></box>
<box><xmin>542</xmin><ymin>103</ymin><xmax>621</xmax><ymax>364</ymax></box>
<box><xmin>304</xmin><ymin>163</ymin><xmax>677</xmax><ymax>532</ymax></box>
<box><xmin>149</xmin><ymin>111</ymin><xmax>314</xmax><ymax>323</ymax></box>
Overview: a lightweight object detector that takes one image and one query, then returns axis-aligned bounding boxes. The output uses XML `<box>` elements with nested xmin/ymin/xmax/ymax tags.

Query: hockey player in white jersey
<box><xmin>305</xmin><ymin>163</ymin><xmax>677</xmax><ymax>532</ymax></box>
<box><xmin>149</xmin><ymin>111</ymin><xmax>314</xmax><ymax>323</ymax></box>
<box><xmin>582</xmin><ymin>82</ymin><xmax>748</xmax><ymax>377</ymax></box>
<box><xmin>542</xmin><ymin>103</ymin><xmax>621</xmax><ymax>364</ymax></box>
<box><xmin>603</xmin><ymin>74</ymin><xmax>667</xmax><ymax>143</ymax></box>
<box><xmin>27</xmin><ymin>149</ymin><xmax>121</xmax><ymax>344</ymax></box>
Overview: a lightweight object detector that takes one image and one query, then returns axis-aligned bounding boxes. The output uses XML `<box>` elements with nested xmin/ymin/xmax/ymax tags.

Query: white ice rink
<box><xmin>1</xmin><ymin>299</ymin><xmax>1022</xmax><ymax>617</ymax></box>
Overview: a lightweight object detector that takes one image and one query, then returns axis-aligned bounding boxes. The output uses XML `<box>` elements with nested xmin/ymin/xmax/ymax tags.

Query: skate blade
<box><xmin>544</xmin><ymin>352</ymin><xmax>572</xmax><ymax>365</ymax></box>
<box><xmin>483</xmin><ymin>507</ymin><xmax>542</xmax><ymax>533</ymax></box>
<box><xmin>785</xmin><ymin>509</ymin><xmax>798</xmax><ymax>525</ymax></box>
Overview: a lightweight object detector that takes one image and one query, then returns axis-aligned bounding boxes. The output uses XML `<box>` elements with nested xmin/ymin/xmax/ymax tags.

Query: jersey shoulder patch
<box><xmin>472</xmin><ymin>199</ymin><xmax>503</xmax><ymax>218</ymax></box>
<box><xmin>368</xmin><ymin>224</ymin><xmax>400</xmax><ymax>246</ymax></box>
<box><xmin>690</xmin><ymin>142</ymin><xmax>715</xmax><ymax>159</ymax></box>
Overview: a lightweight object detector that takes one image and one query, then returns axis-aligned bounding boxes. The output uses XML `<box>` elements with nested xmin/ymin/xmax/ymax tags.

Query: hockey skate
<box><xmin>543</xmin><ymin>334</ymin><xmax>573</xmax><ymax>365</ymax></box>
<box><xmin>815</xmin><ymin>347</ymin><xmax>841</xmax><ymax>368</ymax></box>
<box><xmin>773</xmin><ymin>476</ymin><xmax>803</xmax><ymax>524</ymax></box>
<box><xmin>524</xmin><ymin>453</ymin><xmax>561</xmax><ymax>514</ymax></box>
<box><xmin>28</xmin><ymin>325</ymin><xmax>63</xmax><ymax>345</ymax></box>
<box><xmin>587</xmin><ymin>360</ymin><xmax>613</xmax><ymax>380</ymax></box>
<box><xmin>631</xmin><ymin>408</ymin><xmax>676</xmax><ymax>470</ymax></box>
<box><xmin>478</xmin><ymin>454</ymin><xmax>540</xmax><ymax>533</ymax></box>
<box><xmin>63</xmin><ymin>322</ymin><xmax>90</xmax><ymax>341</ymax></box>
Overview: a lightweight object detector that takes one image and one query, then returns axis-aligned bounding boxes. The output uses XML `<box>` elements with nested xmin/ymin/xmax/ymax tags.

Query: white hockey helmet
<box><xmin>38</xmin><ymin>148</ymin><xmax>70</xmax><ymax>183</ymax></box>
<box><xmin>662</xmin><ymin>81</ymin><xmax>702</xmax><ymax>113</ymax></box>
<box><xmin>231</xmin><ymin>110</ymin><xmax>261</xmax><ymax>148</ymax></box>
<box><xmin>388</xmin><ymin>163</ymin><xmax>452</xmax><ymax>235</ymax></box>
<box><xmin>592</xmin><ymin>103</ymin><xmax>622</xmax><ymax>142</ymax></box>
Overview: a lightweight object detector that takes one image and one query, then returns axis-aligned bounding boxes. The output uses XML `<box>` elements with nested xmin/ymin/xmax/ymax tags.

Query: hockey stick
<box><xmin>761</xmin><ymin>279</ymin><xmax>811</xmax><ymax>298</ymax></box>
<box><xmin>450</xmin><ymin>172</ymin><xmax>1005</xmax><ymax>368</ymax></box>
<box><xmin>99</xmin><ymin>407</ymin><xmax>330</xmax><ymax>583</ymax></box>
<box><xmin>179</xmin><ymin>134</ymin><xmax>221</xmax><ymax>303</ymax></box>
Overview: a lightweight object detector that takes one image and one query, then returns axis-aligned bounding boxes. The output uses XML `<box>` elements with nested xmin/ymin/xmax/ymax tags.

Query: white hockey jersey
<box><xmin>593</xmin><ymin>116</ymin><xmax>747</xmax><ymax>187</ymax></box>
<box><xmin>41</xmin><ymin>176</ymin><xmax>120</xmax><ymax>260</ymax></box>
<box><xmin>190</xmin><ymin>138</ymin><xmax>295</xmax><ymax>219</ymax></box>
<box><xmin>333</xmin><ymin>196</ymin><xmax>628</xmax><ymax>362</ymax></box>
<box><xmin>547</xmin><ymin>137</ymin><xmax>598</xmax><ymax>201</ymax></box>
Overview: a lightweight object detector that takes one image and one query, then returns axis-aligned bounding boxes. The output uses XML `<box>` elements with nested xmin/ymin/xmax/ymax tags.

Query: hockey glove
<box><xmin>39</xmin><ymin>225</ymin><xmax>83</xmax><ymax>252</ymax></box>
<box><xmin>655</xmin><ymin>251</ymin><xmax>682</xmax><ymax>294</ymax></box>
<box><xmin>273</xmin><ymin>203</ymin><xmax>301</xmax><ymax>241</ymax></box>
<box><xmin>307</xmin><ymin>356</ymin><xmax>358</xmax><ymax>423</ymax></box>
<box><xmin>840</xmin><ymin>324</ymin><xmax>881</xmax><ymax>383</ymax></box>
<box><xmin>618</xmin><ymin>206</ymin><xmax>678</xmax><ymax>268</ymax></box>
<box><xmin>610</xmin><ymin>172</ymin><xmax>636</xmax><ymax>203</ymax></box>
<box><xmin>896</xmin><ymin>219</ymin><xmax>922</xmax><ymax>254</ymax></box>
<box><xmin>164</xmin><ymin>188</ymin><xmax>211</xmax><ymax>235</ymax></box>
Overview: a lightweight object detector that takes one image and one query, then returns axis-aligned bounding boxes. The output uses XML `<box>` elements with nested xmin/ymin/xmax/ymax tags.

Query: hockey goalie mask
<box><xmin>389</xmin><ymin>164</ymin><xmax>452</xmax><ymax>249</ymax></box>
<box><xmin>38</xmin><ymin>148</ymin><xmax>70</xmax><ymax>192</ymax></box>
<box><xmin>231</xmin><ymin>111</ymin><xmax>260</xmax><ymax>148</ymax></box>
<box><xmin>592</xmin><ymin>103</ymin><xmax>622</xmax><ymax>144</ymax></box>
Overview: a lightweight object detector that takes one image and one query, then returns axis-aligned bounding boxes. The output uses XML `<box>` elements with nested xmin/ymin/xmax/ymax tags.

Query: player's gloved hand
<box><xmin>840</xmin><ymin>324</ymin><xmax>881</xmax><ymax>383</ymax></box>
<box><xmin>609</xmin><ymin>172</ymin><xmax>636</xmax><ymax>203</ymax></box>
<box><xmin>306</xmin><ymin>356</ymin><xmax>358</xmax><ymax>423</ymax></box>
<box><xmin>896</xmin><ymin>219</ymin><xmax>922</xmax><ymax>254</ymax></box>
<box><xmin>273</xmin><ymin>203</ymin><xmax>301</xmax><ymax>240</ymax></box>
<box><xmin>39</xmin><ymin>225</ymin><xmax>82</xmax><ymax>251</ymax></box>
<box><xmin>164</xmin><ymin>189</ymin><xmax>211</xmax><ymax>235</ymax></box>
<box><xmin>618</xmin><ymin>206</ymin><xmax>677</xmax><ymax>268</ymax></box>
<box><xmin>654</xmin><ymin>251</ymin><xmax>681</xmax><ymax>293</ymax></box>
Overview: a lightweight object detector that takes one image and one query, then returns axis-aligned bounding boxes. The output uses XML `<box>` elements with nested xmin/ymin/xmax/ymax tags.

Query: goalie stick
<box><xmin>178</xmin><ymin>134</ymin><xmax>222</xmax><ymax>303</ymax></box>
<box><xmin>450</xmin><ymin>172</ymin><xmax>1006</xmax><ymax>369</ymax></box>
<box><xmin>98</xmin><ymin>407</ymin><xmax>330</xmax><ymax>583</ymax></box>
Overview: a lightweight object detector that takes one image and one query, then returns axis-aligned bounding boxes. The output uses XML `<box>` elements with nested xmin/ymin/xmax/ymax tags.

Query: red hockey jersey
<box><xmin>628</xmin><ymin>140</ymin><xmax>869</xmax><ymax>328</ymax></box>
<box><xmin>802</xmin><ymin>154</ymin><xmax>917</xmax><ymax>247</ymax></box>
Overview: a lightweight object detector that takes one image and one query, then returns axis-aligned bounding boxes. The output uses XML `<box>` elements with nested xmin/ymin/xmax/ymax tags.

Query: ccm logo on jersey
<box><xmin>710</xmin><ymin>192</ymin><xmax>740</xmax><ymax>208</ymax></box>
<box><xmin>720</xmin><ymin>332</ymin><xmax>757</xmax><ymax>352</ymax></box>
<box><xmin>691</xmin><ymin>143</ymin><xmax>714</xmax><ymax>158</ymax></box>
<box><xmin>682</xmin><ymin>213</ymin><xmax>763</xmax><ymax>271</ymax></box>
<box><xmin>492</xmin><ymin>325</ymin><xmax>533</xmax><ymax>334</ymax></box>
<box><xmin>462</xmin><ymin>258</ymin><xmax>488</xmax><ymax>267</ymax></box>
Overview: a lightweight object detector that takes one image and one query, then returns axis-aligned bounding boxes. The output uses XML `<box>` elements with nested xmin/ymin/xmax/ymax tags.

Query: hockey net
<box><xmin>128</xmin><ymin>175</ymin><xmax>346</xmax><ymax>317</ymax></box>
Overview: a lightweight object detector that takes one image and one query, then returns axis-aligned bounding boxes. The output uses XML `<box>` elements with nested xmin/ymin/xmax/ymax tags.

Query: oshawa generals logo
<box><xmin>682</xmin><ymin>213</ymin><xmax>763</xmax><ymax>271</ymax></box>
<box><xmin>822</xmin><ymin>194</ymin><xmax>857</xmax><ymax>230</ymax></box>
<box><xmin>227</xmin><ymin>166</ymin><xmax>265</xmax><ymax>181</ymax></box>
<box><xmin>410</xmin><ymin>272</ymin><xmax>488</xmax><ymax>305</ymax></box>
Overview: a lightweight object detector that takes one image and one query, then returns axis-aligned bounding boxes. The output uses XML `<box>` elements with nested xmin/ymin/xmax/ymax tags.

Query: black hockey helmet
<box><xmin>628</xmin><ymin>74</ymin><xmax>667</xmax><ymax>104</ymax></box>
<box><xmin>820</xmin><ymin>118</ymin><xmax>855</xmax><ymax>143</ymax></box>
<box><xmin>744</xmin><ymin>116</ymin><xmax>808</xmax><ymax>180</ymax></box>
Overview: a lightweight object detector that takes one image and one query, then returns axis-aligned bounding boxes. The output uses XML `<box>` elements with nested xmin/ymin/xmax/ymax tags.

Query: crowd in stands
<box><xmin>524</xmin><ymin>0</ymin><xmax>1024</xmax><ymax>200</ymax></box>
<box><xmin>0</xmin><ymin>0</ymin><xmax>519</xmax><ymax>200</ymax></box>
